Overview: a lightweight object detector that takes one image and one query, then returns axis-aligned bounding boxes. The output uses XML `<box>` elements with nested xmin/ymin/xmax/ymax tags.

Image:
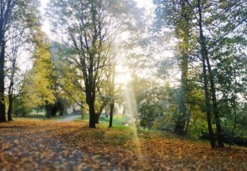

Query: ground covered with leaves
<box><xmin>0</xmin><ymin>119</ymin><xmax>246</xmax><ymax>171</ymax></box>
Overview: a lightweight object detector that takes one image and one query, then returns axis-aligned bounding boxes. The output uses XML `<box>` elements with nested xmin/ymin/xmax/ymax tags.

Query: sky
<box><xmin>40</xmin><ymin>0</ymin><xmax>155</xmax><ymax>17</ymax></box>
<box><xmin>40</xmin><ymin>0</ymin><xmax>155</xmax><ymax>41</ymax></box>
<box><xmin>41</xmin><ymin>0</ymin><xmax>154</xmax><ymax>8</ymax></box>
<box><xmin>40</xmin><ymin>0</ymin><xmax>154</xmax><ymax>13</ymax></box>
<box><xmin>135</xmin><ymin>0</ymin><xmax>155</xmax><ymax>12</ymax></box>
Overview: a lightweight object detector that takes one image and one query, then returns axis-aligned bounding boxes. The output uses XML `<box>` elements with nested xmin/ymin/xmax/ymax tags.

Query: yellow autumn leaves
<box><xmin>1</xmin><ymin>119</ymin><xmax>247</xmax><ymax>170</ymax></box>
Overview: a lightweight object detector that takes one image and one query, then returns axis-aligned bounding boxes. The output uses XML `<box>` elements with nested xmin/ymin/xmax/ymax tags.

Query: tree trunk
<box><xmin>95</xmin><ymin>100</ymin><xmax>108</xmax><ymax>124</ymax></box>
<box><xmin>7</xmin><ymin>60</ymin><xmax>16</xmax><ymax>121</ymax></box>
<box><xmin>45</xmin><ymin>101</ymin><xmax>50</xmax><ymax>119</ymax></box>
<box><xmin>174</xmin><ymin>0</ymin><xmax>190</xmax><ymax>135</ymax></box>
<box><xmin>204</xmin><ymin>43</ymin><xmax>224</xmax><ymax>147</ymax></box>
<box><xmin>86</xmin><ymin>81</ymin><xmax>96</xmax><ymax>128</ymax></box>
<box><xmin>88</xmin><ymin>102</ymin><xmax>96</xmax><ymax>128</ymax></box>
<box><xmin>201</xmin><ymin>46</ymin><xmax>215</xmax><ymax>148</ymax></box>
<box><xmin>174</xmin><ymin>115</ymin><xmax>186</xmax><ymax>134</ymax></box>
<box><xmin>197</xmin><ymin>0</ymin><xmax>224</xmax><ymax>148</ymax></box>
<box><xmin>198</xmin><ymin>0</ymin><xmax>215</xmax><ymax>148</ymax></box>
<box><xmin>95</xmin><ymin>113</ymin><xmax>100</xmax><ymax>124</ymax></box>
<box><xmin>0</xmin><ymin>40</ymin><xmax>6</xmax><ymax>122</ymax></box>
<box><xmin>205</xmin><ymin>55</ymin><xmax>224</xmax><ymax>148</ymax></box>
<box><xmin>109</xmin><ymin>101</ymin><xmax>114</xmax><ymax>128</ymax></box>
<box><xmin>7</xmin><ymin>94</ymin><xmax>13</xmax><ymax>121</ymax></box>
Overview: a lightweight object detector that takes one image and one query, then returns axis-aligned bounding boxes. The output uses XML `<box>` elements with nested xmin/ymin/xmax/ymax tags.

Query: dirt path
<box><xmin>0</xmin><ymin>120</ymin><xmax>116</xmax><ymax>171</ymax></box>
<box><xmin>59</xmin><ymin>115</ymin><xmax>81</xmax><ymax>122</ymax></box>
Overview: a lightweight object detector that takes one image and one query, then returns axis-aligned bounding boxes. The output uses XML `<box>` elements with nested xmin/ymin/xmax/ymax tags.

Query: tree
<box><xmin>196</xmin><ymin>0</ymin><xmax>217</xmax><ymax>147</ymax></box>
<box><xmin>50</xmin><ymin>42</ymin><xmax>86</xmax><ymax>114</ymax></box>
<box><xmin>173</xmin><ymin>1</ymin><xmax>193</xmax><ymax>134</ymax></box>
<box><xmin>154</xmin><ymin>0</ymin><xmax>247</xmax><ymax>148</ymax></box>
<box><xmin>107</xmin><ymin>59</ymin><xmax>115</xmax><ymax>128</ymax></box>
<box><xmin>0</xmin><ymin>0</ymin><xmax>41</xmax><ymax>121</ymax></box>
<box><xmin>5</xmin><ymin>7</ymin><xmax>30</xmax><ymax>121</ymax></box>
<box><xmin>154</xmin><ymin>0</ymin><xmax>195</xmax><ymax>134</ymax></box>
<box><xmin>207</xmin><ymin>0</ymin><xmax>247</xmax><ymax>141</ymax></box>
<box><xmin>22</xmin><ymin>27</ymin><xmax>55</xmax><ymax>117</ymax></box>
<box><xmin>0</xmin><ymin>0</ymin><xmax>18</xmax><ymax>122</ymax></box>
<box><xmin>5</xmin><ymin>29</ymin><xmax>22</xmax><ymax>121</ymax></box>
<box><xmin>49</xmin><ymin>0</ymin><xmax>144</xmax><ymax>128</ymax></box>
<box><xmin>154</xmin><ymin>0</ymin><xmax>220</xmax><ymax>147</ymax></box>
<box><xmin>49</xmin><ymin>0</ymin><xmax>114</xmax><ymax>128</ymax></box>
<box><xmin>216</xmin><ymin>54</ymin><xmax>247</xmax><ymax>137</ymax></box>
<box><xmin>195</xmin><ymin>0</ymin><xmax>247</xmax><ymax>148</ymax></box>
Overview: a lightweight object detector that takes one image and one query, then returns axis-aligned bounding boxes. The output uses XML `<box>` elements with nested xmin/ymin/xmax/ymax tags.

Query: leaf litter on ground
<box><xmin>0</xmin><ymin>119</ymin><xmax>246</xmax><ymax>170</ymax></box>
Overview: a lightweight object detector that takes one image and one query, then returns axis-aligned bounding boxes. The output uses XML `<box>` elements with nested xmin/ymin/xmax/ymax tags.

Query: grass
<box><xmin>78</xmin><ymin>113</ymin><xmax>132</xmax><ymax>126</ymax></box>
<box><xmin>13</xmin><ymin>113</ymin><xmax>81</xmax><ymax>121</ymax></box>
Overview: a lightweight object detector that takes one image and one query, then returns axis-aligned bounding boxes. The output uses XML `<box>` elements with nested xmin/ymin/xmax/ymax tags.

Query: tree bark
<box><xmin>108</xmin><ymin>101</ymin><xmax>114</xmax><ymax>128</ymax></box>
<box><xmin>95</xmin><ymin>100</ymin><xmax>108</xmax><ymax>124</ymax></box>
<box><xmin>0</xmin><ymin>40</ymin><xmax>6</xmax><ymax>122</ymax></box>
<box><xmin>197</xmin><ymin>0</ymin><xmax>215</xmax><ymax>148</ymax></box>
<box><xmin>85</xmin><ymin>76</ymin><xmax>96</xmax><ymax>128</ymax></box>
<box><xmin>0</xmin><ymin>0</ymin><xmax>17</xmax><ymax>122</ymax></box>
<box><xmin>94</xmin><ymin>113</ymin><xmax>100</xmax><ymax>124</ymax></box>
<box><xmin>174</xmin><ymin>0</ymin><xmax>190</xmax><ymax>135</ymax></box>
<box><xmin>88</xmin><ymin>102</ymin><xmax>96</xmax><ymax>128</ymax></box>
<box><xmin>86</xmin><ymin>83</ymin><xmax>96</xmax><ymax>128</ymax></box>
<box><xmin>197</xmin><ymin>0</ymin><xmax>224</xmax><ymax>148</ymax></box>
<box><xmin>45</xmin><ymin>101</ymin><xmax>50</xmax><ymax>119</ymax></box>
<box><xmin>7</xmin><ymin>72</ymin><xmax>15</xmax><ymax>121</ymax></box>
<box><xmin>205</xmin><ymin>55</ymin><xmax>224</xmax><ymax>147</ymax></box>
<box><xmin>7</xmin><ymin>94</ymin><xmax>13</xmax><ymax>121</ymax></box>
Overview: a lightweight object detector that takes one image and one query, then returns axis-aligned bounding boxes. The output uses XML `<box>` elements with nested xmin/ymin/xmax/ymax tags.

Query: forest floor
<box><xmin>0</xmin><ymin>119</ymin><xmax>246</xmax><ymax>171</ymax></box>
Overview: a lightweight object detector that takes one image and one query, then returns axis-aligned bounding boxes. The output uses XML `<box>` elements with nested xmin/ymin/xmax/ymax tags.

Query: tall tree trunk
<box><xmin>7</xmin><ymin>94</ymin><xmax>13</xmax><ymax>121</ymax></box>
<box><xmin>175</xmin><ymin>76</ymin><xmax>189</xmax><ymax>134</ymax></box>
<box><xmin>0</xmin><ymin>0</ymin><xmax>17</xmax><ymax>123</ymax></box>
<box><xmin>198</xmin><ymin>0</ymin><xmax>215</xmax><ymax>148</ymax></box>
<box><xmin>88</xmin><ymin>102</ymin><xmax>96</xmax><ymax>128</ymax></box>
<box><xmin>45</xmin><ymin>101</ymin><xmax>50</xmax><ymax>119</ymax></box>
<box><xmin>0</xmin><ymin>40</ymin><xmax>6</xmax><ymax>122</ymax></box>
<box><xmin>205</xmin><ymin>55</ymin><xmax>224</xmax><ymax>147</ymax></box>
<box><xmin>94</xmin><ymin>113</ymin><xmax>100</xmax><ymax>124</ymax></box>
<box><xmin>175</xmin><ymin>74</ymin><xmax>190</xmax><ymax>134</ymax></box>
<box><xmin>197</xmin><ymin>0</ymin><xmax>224</xmax><ymax>148</ymax></box>
<box><xmin>7</xmin><ymin>76</ymin><xmax>14</xmax><ymax>121</ymax></box>
<box><xmin>174</xmin><ymin>0</ymin><xmax>190</xmax><ymax>134</ymax></box>
<box><xmin>108</xmin><ymin>62</ymin><xmax>115</xmax><ymax>128</ymax></box>
<box><xmin>84</xmin><ymin>76</ymin><xmax>96</xmax><ymax>128</ymax></box>
<box><xmin>108</xmin><ymin>101</ymin><xmax>114</xmax><ymax>128</ymax></box>
<box><xmin>95</xmin><ymin>100</ymin><xmax>108</xmax><ymax>124</ymax></box>
<box><xmin>86</xmin><ymin>84</ymin><xmax>96</xmax><ymax>128</ymax></box>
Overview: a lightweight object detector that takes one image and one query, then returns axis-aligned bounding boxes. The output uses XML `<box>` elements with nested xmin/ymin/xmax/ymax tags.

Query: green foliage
<box><xmin>50</xmin><ymin>42</ymin><xmax>86</xmax><ymax>108</ymax></box>
<box><xmin>21</xmin><ymin>27</ymin><xmax>55</xmax><ymax>109</ymax></box>
<box><xmin>154</xmin><ymin>0</ymin><xmax>247</xmax><ymax>145</ymax></box>
<box><xmin>11</xmin><ymin>97</ymin><xmax>31</xmax><ymax>117</ymax></box>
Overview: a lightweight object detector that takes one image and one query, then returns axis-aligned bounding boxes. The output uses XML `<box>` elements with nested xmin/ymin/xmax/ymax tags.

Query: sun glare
<box><xmin>115</xmin><ymin>69</ymin><xmax>132</xmax><ymax>85</ymax></box>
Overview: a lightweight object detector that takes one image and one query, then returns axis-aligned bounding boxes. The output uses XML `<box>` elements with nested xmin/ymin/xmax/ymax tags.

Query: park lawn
<box><xmin>0</xmin><ymin>119</ymin><xmax>246</xmax><ymax>170</ymax></box>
